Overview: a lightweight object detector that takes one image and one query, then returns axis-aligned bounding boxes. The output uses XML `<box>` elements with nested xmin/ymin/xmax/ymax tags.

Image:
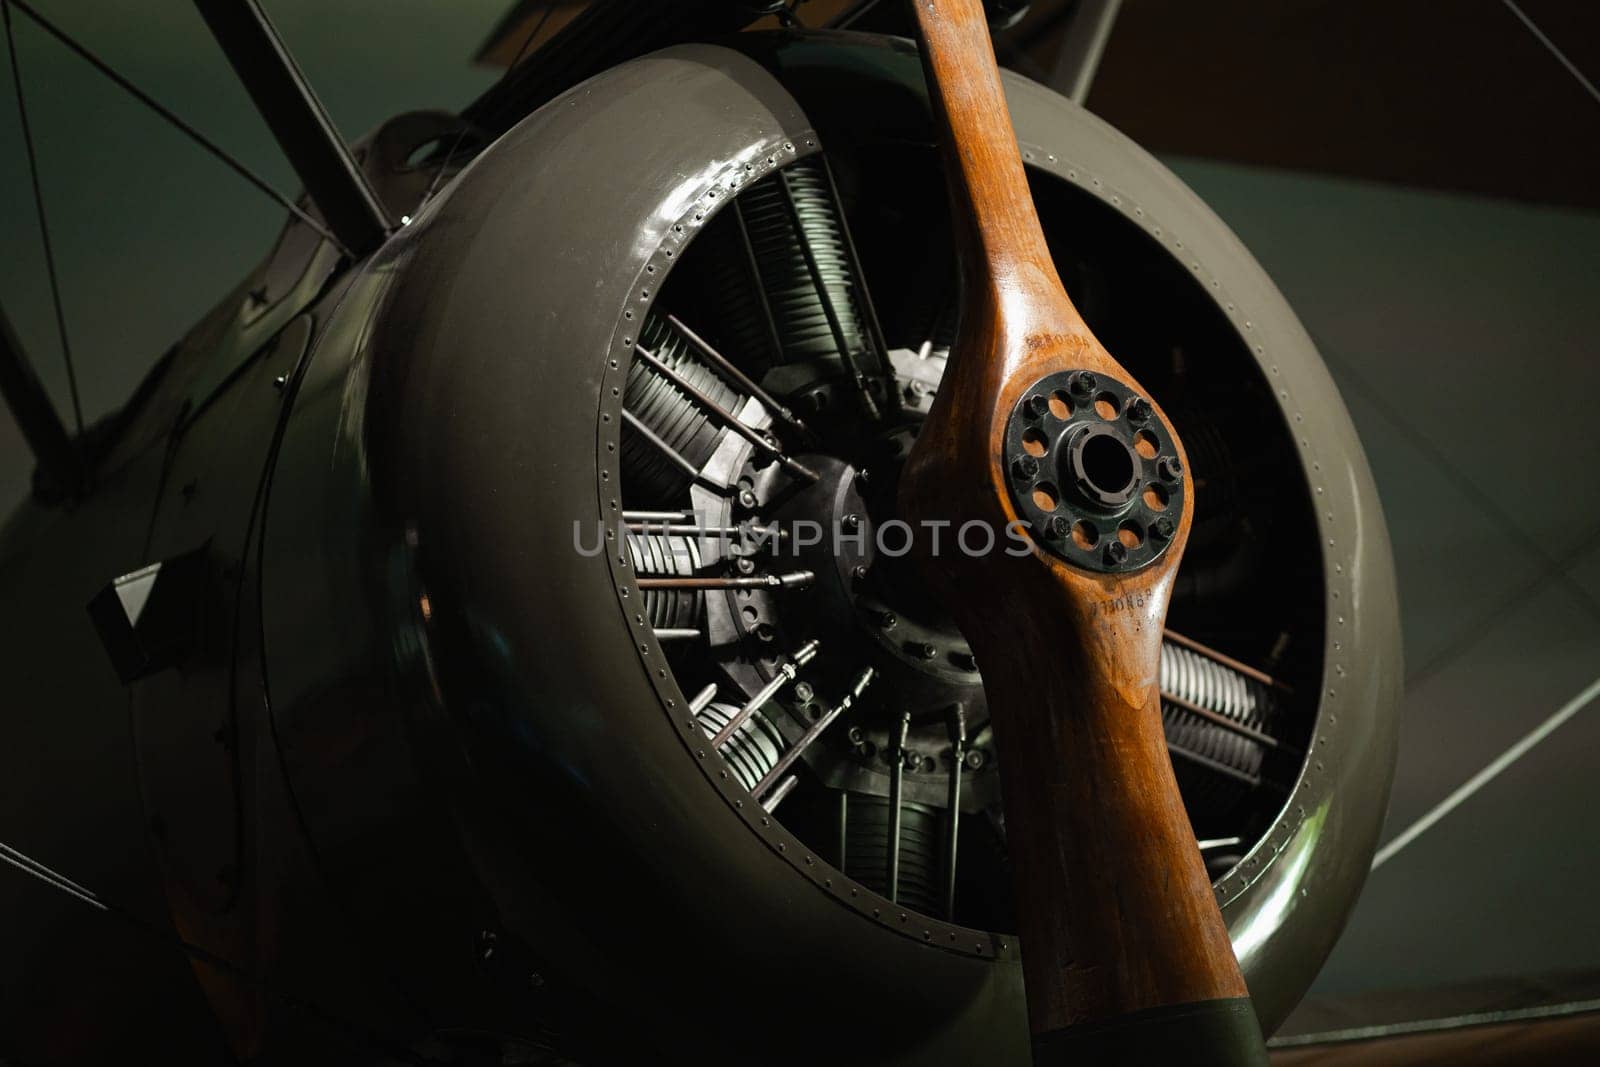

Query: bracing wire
<box><xmin>0</xmin><ymin>838</ymin><xmax>447</xmax><ymax>1065</ymax></box>
<box><xmin>4</xmin><ymin>0</ymin><xmax>344</xmax><ymax>252</ymax></box>
<box><xmin>3</xmin><ymin>0</ymin><xmax>83</xmax><ymax>438</ymax></box>
<box><xmin>1501</xmin><ymin>0</ymin><xmax>1600</xmax><ymax>108</ymax></box>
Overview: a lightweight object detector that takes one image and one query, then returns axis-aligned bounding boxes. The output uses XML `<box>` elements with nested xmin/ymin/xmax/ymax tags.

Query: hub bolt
<box><xmin>1104</xmin><ymin>541</ymin><xmax>1129</xmax><ymax>565</ymax></box>
<box><xmin>1069</xmin><ymin>370</ymin><xmax>1098</xmax><ymax>397</ymax></box>
<box><xmin>917</xmin><ymin>642</ymin><xmax>939</xmax><ymax>660</ymax></box>
<box><xmin>1158</xmin><ymin>455</ymin><xmax>1183</xmax><ymax>483</ymax></box>
<box><xmin>878</xmin><ymin>611</ymin><xmax>898</xmax><ymax>630</ymax></box>
<box><xmin>1012</xmin><ymin>455</ymin><xmax>1039</xmax><ymax>480</ymax></box>
<box><xmin>1151</xmin><ymin>516</ymin><xmax>1176</xmax><ymax>541</ymax></box>
<box><xmin>1047</xmin><ymin>515</ymin><xmax>1070</xmax><ymax>539</ymax></box>
<box><xmin>1127</xmin><ymin>397</ymin><xmax>1153</xmax><ymax>424</ymax></box>
<box><xmin>1024</xmin><ymin>393</ymin><xmax>1050</xmax><ymax>419</ymax></box>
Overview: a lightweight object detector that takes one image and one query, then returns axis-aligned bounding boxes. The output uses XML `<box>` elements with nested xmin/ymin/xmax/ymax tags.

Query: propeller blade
<box><xmin>900</xmin><ymin>2</ymin><xmax>1267</xmax><ymax>1061</ymax></box>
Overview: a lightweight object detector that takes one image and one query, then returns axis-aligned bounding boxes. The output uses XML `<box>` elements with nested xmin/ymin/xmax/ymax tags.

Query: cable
<box><xmin>1501</xmin><ymin>0</ymin><xmax>1600</xmax><ymax>108</ymax></box>
<box><xmin>1269</xmin><ymin>996</ymin><xmax>1600</xmax><ymax>1049</ymax></box>
<box><xmin>1372</xmin><ymin>673</ymin><xmax>1600</xmax><ymax>870</ymax></box>
<box><xmin>3</xmin><ymin>0</ymin><xmax>83</xmax><ymax>437</ymax></box>
<box><xmin>4</xmin><ymin>0</ymin><xmax>342</xmax><ymax>250</ymax></box>
<box><xmin>0</xmin><ymin>836</ymin><xmax>446</xmax><ymax>1063</ymax></box>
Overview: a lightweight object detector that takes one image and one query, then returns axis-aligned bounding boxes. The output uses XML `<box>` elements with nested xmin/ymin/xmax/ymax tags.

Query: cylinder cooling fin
<box><xmin>621</xmin><ymin>313</ymin><xmax>749</xmax><ymax>504</ymax></box>
<box><xmin>695</xmin><ymin>701</ymin><xmax>785</xmax><ymax>794</ymax></box>
<box><xmin>842</xmin><ymin>795</ymin><xmax>944</xmax><ymax>919</ymax></box>
<box><xmin>724</xmin><ymin>157</ymin><xmax>876</xmax><ymax>364</ymax></box>
<box><xmin>693</xmin><ymin>156</ymin><xmax>889</xmax><ymax>412</ymax></box>
<box><xmin>1161</xmin><ymin>637</ymin><xmax>1285</xmax><ymax>824</ymax></box>
<box><xmin>625</xmin><ymin>532</ymin><xmax>704</xmax><ymax>631</ymax></box>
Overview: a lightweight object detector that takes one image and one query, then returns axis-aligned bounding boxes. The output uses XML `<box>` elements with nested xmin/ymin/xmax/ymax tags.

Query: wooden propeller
<box><xmin>899</xmin><ymin>1</ymin><xmax>1268</xmax><ymax>1061</ymax></box>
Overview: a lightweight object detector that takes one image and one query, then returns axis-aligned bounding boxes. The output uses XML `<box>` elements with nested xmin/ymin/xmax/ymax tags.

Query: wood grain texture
<box><xmin>899</xmin><ymin>0</ymin><xmax>1252</xmax><ymax>1037</ymax></box>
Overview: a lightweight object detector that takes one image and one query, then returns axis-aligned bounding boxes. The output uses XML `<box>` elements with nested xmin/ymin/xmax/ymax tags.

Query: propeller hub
<box><xmin>1002</xmin><ymin>369</ymin><xmax>1186</xmax><ymax>574</ymax></box>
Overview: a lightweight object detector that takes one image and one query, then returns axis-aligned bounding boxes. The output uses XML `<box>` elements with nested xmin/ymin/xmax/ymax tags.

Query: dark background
<box><xmin>2</xmin><ymin>0</ymin><xmax>1597</xmax><ymax>1038</ymax></box>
